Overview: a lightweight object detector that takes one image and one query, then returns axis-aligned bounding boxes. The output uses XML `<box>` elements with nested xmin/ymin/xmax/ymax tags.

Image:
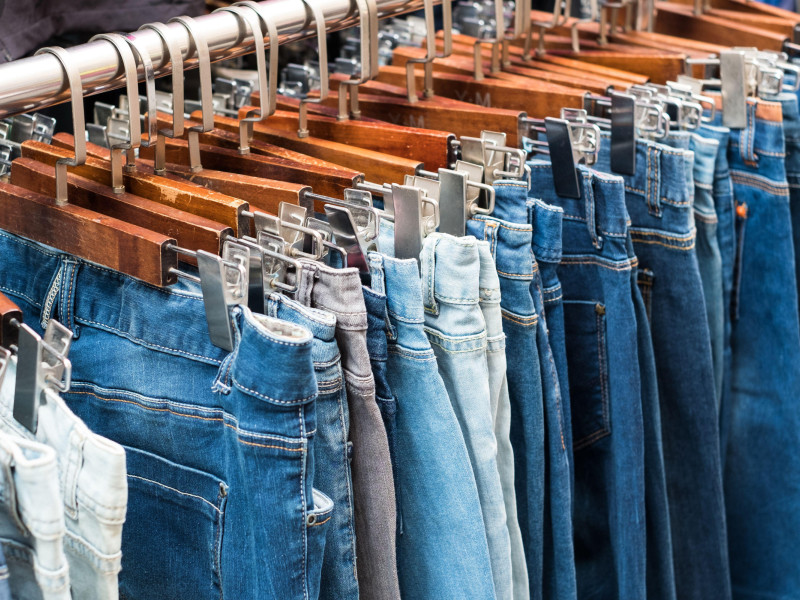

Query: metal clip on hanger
<box><xmin>415</xmin><ymin>165</ymin><xmax>496</xmax><ymax>236</ymax></box>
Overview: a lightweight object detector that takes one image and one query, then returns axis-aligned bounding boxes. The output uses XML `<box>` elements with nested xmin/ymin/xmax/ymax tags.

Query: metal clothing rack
<box><xmin>0</xmin><ymin>0</ymin><xmax>436</xmax><ymax>120</ymax></box>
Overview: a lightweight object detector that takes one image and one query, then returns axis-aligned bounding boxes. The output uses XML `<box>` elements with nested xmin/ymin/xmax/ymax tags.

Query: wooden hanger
<box><xmin>8</xmin><ymin>35</ymin><xmax>233</xmax><ymax>256</ymax></box>
<box><xmin>256</xmin><ymin>106</ymin><xmax>455</xmax><ymax>172</ymax></box>
<box><xmin>0</xmin><ymin>293</ymin><xmax>22</xmax><ymax>350</ymax></box>
<box><xmin>0</xmin><ymin>47</ymin><xmax>178</xmax><ymax>286</ymax></box>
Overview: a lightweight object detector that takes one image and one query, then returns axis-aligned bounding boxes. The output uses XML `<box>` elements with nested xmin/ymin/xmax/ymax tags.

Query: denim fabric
<box><xmin>295</xmin><ymin>260</ymin><xmax>400</xmax><ymax>600</ymax></box>
<box><xmin>420</xmin><ymin>233</ymin><xmax>512</xmax><ymax>599</ymax></box>
<box><xmin>368</xmin><ymin>252</ymin><xmax>495</xmax><ymax>600</ymax></box>
<box><xmin>628</xmin><ymin>234</ymin><xmax>677</xmax><ymax>600</ymax></box>
<box><xmin>699</xmin><ymin>123</ymin><xmax>736</xmax><ymax>418</ymax></box>
<box><xmin>529</xmin><ymin>162</ymin><xmax>646</xmax><ymax>600</ymax></box>
<box><xmin>0</xmin><ymin>230</ymin><xmax>330</xmax><ymax>599</ymax></box>
<box><xmin>362</xmin><ymin>286</ymin><xmax>400</xmax><ymax>533</ymax></box>
<box><xmin>0</xmin><ymin>545</ymin><xmax>8</xmax><ymax>600</ymax></box>
<box><xmin>0</xmin><ymin>360</ymin><xmax>127</xmax><ymax>600</ymax></box>
<box><xmin>266</xmin><ymin>294</ymin><xmax>358</xmax><ymax>600</ymax></box>
<box><xmin>596</xmin><ymin>135</ymin><xmax>730</xmax><ymax>600</ymax></box>
<box><xmin>664</xmin><ymin>132</ymin><xmax>726</xmax><ymax>403</ymax></box>
<box><xmin>528</xmin><ymin>199</ymin><xmax>573</xmax><ymax>488</ymax></box>
<box><xmin>788</xmin><ymin>79</ymin><xmax>800</xmax><ymax>323</ymax></box>
<box><xmin>467</xmin><ymin>215</ymin><xmax>536</xmax><ymax>600</ymax></box>
<box><xmin>0</xmin><ymin>432</ymin><xmax>70</xmax><ymax>600</ymax></box>
<box><xmin>475</xmin><ymin>239</ymin><xmax>531</xmax><ymax>600</ymax></box>
<box><xmin>722</xmin><ymin>96</ymin><xmax>800</xmax><ymax>599</ymax></box>
<box><xmin>490</xmin><ymin>180</ymin><xmax>577</xmax><ymax>600</ymax></box>
<box><xmin>467</xmin><ymin>206</ymin><xmax>544</xmax><ymax>600</ymax></box>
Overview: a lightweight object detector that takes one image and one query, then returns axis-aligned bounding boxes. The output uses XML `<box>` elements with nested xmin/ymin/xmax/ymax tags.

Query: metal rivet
<box><xmin>306</xmin><ymin>513</ymin><xmax>316</xmax><ymax>526</ymax></box>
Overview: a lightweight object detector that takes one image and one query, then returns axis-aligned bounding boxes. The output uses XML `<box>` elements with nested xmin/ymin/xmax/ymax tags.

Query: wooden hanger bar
<box><xmin>9</xmin><ymin>158</ymin><xmax>232</xmax><ymax>255</ymax></box>
<box><xmin>0</xmin><ymin>293</ymin><xmax>22</xmax><ymax>349</ymax></box>
<box><xmin>26</xmin><ymin>137</ymin><xmax>249</xmax><ymax>235</ymax></box>
<box><xmin>258</xmin><ymin>107</ymin><xmax>455</xmax><ymax>171</ymax></box>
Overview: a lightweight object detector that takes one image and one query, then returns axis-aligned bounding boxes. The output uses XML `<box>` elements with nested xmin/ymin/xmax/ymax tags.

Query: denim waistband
<box><xmin>492</xmin><ymin>179</ymin><xmax>532</xmax><ymax>225</ymax></box>
<box><xmin>296</xmin><ymin>261</ymin><xmax>368</xmax><ymax>333</ymax></box>
<box><xmin>708</xmin><ymin>94</ymin><xmax>786</xmax><ymax>169</ymax></box>
<box><xmin>266</xmin><ymin>293</ymin><xmax>339</xmax><ymax>368</ymax></box>
<box><xmin>698</xmin><ymin>123</ymin><xmax>732</xmax><ymax>182</ymax></box>
<box><xmin>528</xmin><ymin>198</ymin><xmax>563</xmax><ymax>264</ymax></box>
<box><xmin>420</xmin><ymin>233</ymin><xmax>481</xmax><ymax>312</ymax></box>
<box><xmin>598</xmin><ymin>132</ymin><xmax>694</xmax><ymax>214</ymax></box>
<box><xmin>690</xmin><ymin>133</ymin><xmax>720</xmax><ymax>216</ymax></box>
<box><xmin>0</xmin><ymin>231</ymin><xmax>318</xmax><ymax>406</ymax></box>
<box><xmin>527</xmin><ymin>163</ymin><xmax>631</xmax><ymax>261</ymax></box>
<box><xmin>664</xmin><ymin>130</ymin><xmax>692</xmax><ymax>151</ymax></box>
<box><xmin>468</xmin><ymin>215</ymin><xmax>534</xmax><ymax>279</ymax></box>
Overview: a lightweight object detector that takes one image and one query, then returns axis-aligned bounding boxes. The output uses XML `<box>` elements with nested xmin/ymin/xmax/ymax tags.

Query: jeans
<box><xmin>664</xmin><ymin>132</ymin><xmax>726</xmax><ymax>404</ymax></box>
<box><xmin>420</xmin><ymin>233</ymin><xmax>513</xmax><ymax>599</ymax></box>
<box><xmin>0</xmin><ymin>546</ymin><xmax>8</xmax><ymax>600</ymax></box>
<box><xmin>0</xmin><ymin>230</ymin><xmax>330</xmax><ymax>599</ymax></box>
<box><xmin>295</xmin><ymin>260</ymin><xmax>400</xmax><ymax>600</ymax></box>
<box><xmin>787</xmin><ymin>87</ymin><xmax>800</xmax><ymax>322</ymax></box>
<box><xmin>0</xmin><ymin>360</ymin><xmax>127</xmax><ymax>600</ymax></box>
<box><xmin>529</xmin><ymin>162</ymin><xmax>647</xmax><ymax>600</ymax></box>
<box><xmin>476</xmin><ymin>239</ymin><xmax>531</xmax><ymax>600</ymax></box>
<box><xmin>467</xmin><ymin>203</ymin><xmax>544</xmax><ymax>600</ymax></box>
<box><xmin>723</xmin><ymin>95</ymin><xmax>800</xmax><ymax>599</ymax></box>
<box><xmin>595</xmin><ymin>135</ymin><xmax>730</xmax><ymax>600</ymax></box>
<box><xmin>0</xmin><ymin>433</ymin><xmax>70</xmax><ymax>600</ymax></box>
<box><xmin>468</xmin><ymin>214</ymin><xmax>535</xmax><ymax>600</ymax></box>
<box><xmin>266</xmin><ymin>293</ymin><xmax>359</xmax><ymax>600</ymax></box>
<box><xmin>362</xmin><ymin>285</ymin><xmax>401</xmax><ymax>534</ymax></box>
<box><xmin>368</xmin><ymin>252</ymin><xmax>496</xmax><ymax>600</ymax></box>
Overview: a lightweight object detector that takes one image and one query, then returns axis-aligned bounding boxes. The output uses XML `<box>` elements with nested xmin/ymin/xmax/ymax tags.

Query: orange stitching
<box><xmin>631</xmin><ymin>238</ymin><xmax>695</xmax><ymax>250</ymax></box>
<box><xmin>629</xmin><ymin>229</ymin><xmax>694</xmax><ymax>242</ymax></box>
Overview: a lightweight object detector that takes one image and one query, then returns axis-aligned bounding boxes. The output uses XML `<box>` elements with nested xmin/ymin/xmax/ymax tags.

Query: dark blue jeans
<box><xmin>596</xmin><ymin>134</ymin><xmax>730</xmax><ymax>600</ymax></box>
<box><xmin>529</xmin><ymin>163</ymin><xmax>647</xmax><ymax>600</ymax></box>
<box><xmin>0</xmin><ymin>231</ymin><xmax>330</xmax><ymax>599</ymax></box>
<box><xmin>723</xmin><ymin>95</ymin><xmax>800</xmax><ymax>600</ymax></box>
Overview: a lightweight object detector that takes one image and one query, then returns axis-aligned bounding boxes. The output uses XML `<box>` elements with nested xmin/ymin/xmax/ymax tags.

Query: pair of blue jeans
<box><xmin>368</xmin><ymin>252</ymin><xmax>496</xmax><ymax>599</ymax></box>
<box><xmin>596</xmin><ymin>134</ymin><xmax>730</xmax><ymax>600</ymax></box>
<box><xmin>722</xmin><ymin>95</ymin><xmax>800</xmax><ymax>599</ymax></box>
<box><xmin>266</xmin><ymin>293</ymin><xmax>359</xmax><ymax>600</ymax></box>
<box><xmin>420</xmin><ymin>233</ymin><xmax>513</xmax><ymax>599</ymax></box>
<box><xmin>529</xmin><ymin>162</ymin><xmax>647</xmax><ymax>600</ymax></box>
<box><xmin>467</xmin><ymin>214</ymin><xmax>537</xmax><ymax>600</ymax></box>
<box><xmin>0</xmin><ymin>230</ymin><xmax>331</xmax><ymax>599</ymax></box>
<box><xmin>490</xmin><ymin>181</ymin><xmax>577</xmax><ymax>600</ymax></box>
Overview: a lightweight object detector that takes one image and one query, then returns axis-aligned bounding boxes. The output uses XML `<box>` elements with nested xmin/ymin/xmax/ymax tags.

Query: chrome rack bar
<box><xmin>0</xmin><ymin>0</ymin><xmax>439</xmax><ymax>120</ymax></box>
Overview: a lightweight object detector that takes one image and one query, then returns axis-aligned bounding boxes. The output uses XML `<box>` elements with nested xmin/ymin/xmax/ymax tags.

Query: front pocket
<box><xmin>564</xmin><ymin>301</ymin><xmax>611</xmax><ymax>451</ymax></box>
<box><xmin>637</xmin><ymin>268</ymin><xmax>655</xmax><ymax>323</ymax></box>
<box><xmin>120</xmin><ymin>445</ymin><xmax>228</xmax><ymax>600</ymax></box>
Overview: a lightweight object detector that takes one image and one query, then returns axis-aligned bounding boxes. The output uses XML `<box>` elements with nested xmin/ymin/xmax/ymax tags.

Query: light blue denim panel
<box><xmin>0</xmin><ymin>229</ymin><xmax>330</xmax><ymax>600</ymax></box>
<box><xmin>368</xmin><ymin>252</ymin><xmax>496</xmax><ymax>600</ymax></box>
<box><xmin>529</xmin><ymin>163</ymin><xmax>647</xmax><ymax>600</ymax></box>
<box><xmin>595</xmin><ymin>133</ymin><xmax>728</xmax><ymax>600</ymax></box>
<box><xmin>267</xmin><ymin>294</ymin><xmax>358</xmax><ymax>600</ymax></box>
<box><xmin>0</xmin><ymin>431</ymin><xmax>70</xmax><ymax>600</ymax></box>
<box><xmin>475</xmin><ymin>239</ymin><xmax>531</xmax><ymax>600</ymax></box>
<box><xmin>468</xmin><ymin>211</ymin><xmax>543</xmax><ymax>600</ymax></box>
<box><xmin>722</xmin><ymin>95</ymin><xmax>800</xmax><ymax>600</ymax></box>
<box><xmin>0</xmin><ymin>544</ymin><xmax>9</xmax><ymax>600</ymax></box>
<box><xmin>420</xmin><ymin>233</ymin><xmax>513</xmax><ymax>600</ymax></box>
<box><xmin>0</xmin><ymin>360</ymin><xmax>127</xmax><ymax>600</ymax></box>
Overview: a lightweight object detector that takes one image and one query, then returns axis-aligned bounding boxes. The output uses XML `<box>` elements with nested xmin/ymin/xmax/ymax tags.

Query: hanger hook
<box><xmin>236</xmin><ymin>1</ymin><xmax>280</xmax><ymax>119</ymax></box>
<box><xmin>297</xmin><ymin>0</ymin><xmax>329</xmax><ymax>138</ymax></box>
<box><xmin>406</xmin><ymin>0</ymin><xmax>436</xmax><ymax>101</ymax></box>
<box><xmin>337</xmin><ymin>0</ymin><xmax>378</xmax><ymax>120</ymax></box>
<box><xmin>32</xmin><ymin>46</ymin><xmax>86</xmax><ymax>206</ymax></box>
<box><xmin>89</xmin><ymin>33</ymin><xmax>141</xmax><ymax>193</ymax></box>
<box><xmin>214</xmin><ymin>4</ymin><xmax>269</xmax><ymax>154</ymax></box>
<box><xmin>139</xmin><ymin>22</ymin><xmax>185</xmax><ymax>139</ymax></box>
<box><xmin>169</xmin><ymin>15</ymin><xmax>213</xmax><ymax>172</ymax></box>
<box><xmin>122</xmin><ymin>33</ymin><xmax>159</xmax><ymax>153</ymax></box>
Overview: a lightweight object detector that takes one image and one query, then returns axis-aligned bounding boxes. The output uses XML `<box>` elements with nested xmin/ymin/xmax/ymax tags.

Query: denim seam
<box><xmin>231</xmin><ymin>377</ymin><xmax>316</xmax><ymax>406</ymax></box>
<box><xmin>496</xmin><ymin>270</ymin><xmax>532</xmax><ymax>279</ymax></box>
<box><xmin>694</xmin><ymin>211</ymin><xmax>718</xmax><ymax>224</ymax></box>
<box><xmin>630</xmin><ymin>238</ymin><xmax>695</xmax><ymax>251</ymax></box>
<box><xmin>621</xmin><ymin>188</ymin><xmax>692</xmax><ymax>206</ymax></box>
<box><xmin>560</xmin><ymin>256</ymin><xmax>635</xmax><ymax>270</ymax></box>
<box><xmin>386</xmin><ymin>310</ymin><xmax>423</xmax><ymax>325</ymax></box>
<box><xmin>68</xmin><ymin>388</ymin><xmax>308</xmax><ymax>447</ymax></box>
<box><xmin>427</xmin><ymin>339</ymin><xmax>488</xmax><ymax>354</ymax></box>
<box><xmin>0</xmin><ymin>286</ymin><xmax>40</xmax><ymax>309</ymax></box>
<box><xmin>386</xmin><ymin>347</ymin><xmax>437</xmax><ymax>362</ymax></box>
<box><xmin>729</xmin><ymin>171</ymin><xmax>790</xmax><ymax>195</ymax></box>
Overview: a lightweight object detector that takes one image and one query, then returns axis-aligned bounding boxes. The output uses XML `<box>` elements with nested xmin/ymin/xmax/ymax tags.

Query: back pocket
<box><xmin>564</xmin><ymin>301</ymin><xmax>611</xmax><ymax>451</ymax></box>
<box><xmin>120</xmin><ymin>445</ymin><xmax>228</xmax><ymax>600</ymax></box>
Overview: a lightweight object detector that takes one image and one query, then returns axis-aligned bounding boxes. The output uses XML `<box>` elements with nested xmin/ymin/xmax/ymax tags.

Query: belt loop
<box><xmin>483</xmin><ymin>220</ymin><xmax>499</xmax><ymax>259</ymax></box>
<box><xmin>296</xmin><ymin>261</ymin><xmax>317</xmax><ymax>308</ymax></box>
<box><xmin>59</xmin><ymin>258</ymin><xmax>80</xmax><ymax>338</ymax></box>
<box><xmin>420</xmin><ymin>234</ymin><xmax>440</xmax><ymax>315</ymax></box>
<box><xmin>646</xmin><ymin>144</ymin><xmax>663</xmax><ymax>217</ymax></box>
<box><xmin>740</xmin><ymin>101</ymin><xmax>758</xmax><ymax>165</ymax></box>
<box><xmin>582</xmin><ymin>171</ymin><xmax>603</xmax><ymax>249</ymax></box>
<box><xmin>368</xmin><ymin>253</ymin><xmax>387</xmax><ymax>296</ymax></box>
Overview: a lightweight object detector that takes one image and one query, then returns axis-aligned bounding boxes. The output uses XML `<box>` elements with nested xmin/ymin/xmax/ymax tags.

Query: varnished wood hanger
<box><xmin>0</xmin><ymin>293</ymin><xmax>22</xmax><ymax>350</ymax></box>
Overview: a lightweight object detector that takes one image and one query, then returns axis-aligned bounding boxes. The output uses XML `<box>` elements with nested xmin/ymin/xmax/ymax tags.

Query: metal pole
<box><xmin>0</xmin><ymin>0</ymin><xmax>433</xmax><ymax>119</ymax></box>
